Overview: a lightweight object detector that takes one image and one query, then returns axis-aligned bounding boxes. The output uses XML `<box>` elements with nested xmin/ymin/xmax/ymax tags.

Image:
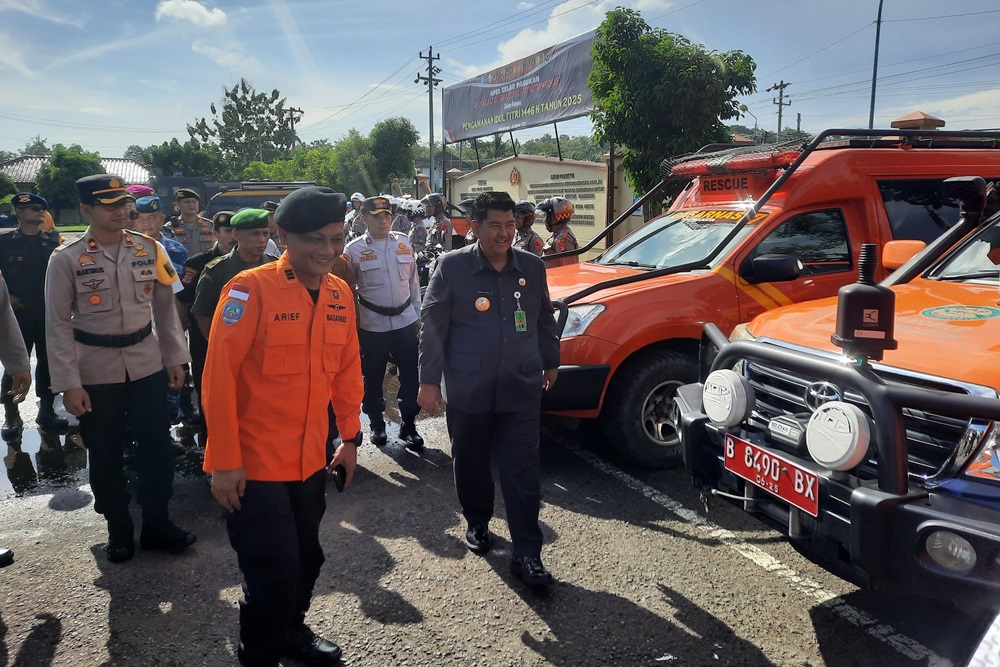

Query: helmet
<box><xmin>536</xmin><ymin>196</ymin><xmax>573</xmax><ymax>230</ymax></box>
<box><xmin>513</xmin><ymin>200</ymin><xmax>536</xmax><ymax>224</ymax></box>
<box><xmin>351</xmin><ymin>192</ymin><xmax>365</xmax><ymax>203</ymax></box>
<box><xmin>422</xmin><ymin>192</ymin><xmax>446</xmax><ymax>213</ymax></box>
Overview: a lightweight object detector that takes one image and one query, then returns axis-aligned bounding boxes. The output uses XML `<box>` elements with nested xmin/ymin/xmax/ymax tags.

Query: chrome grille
<box><xmin>743</xmin><ymin>357</ymin><xmax>985</xmax><ymax>480</ymax></box>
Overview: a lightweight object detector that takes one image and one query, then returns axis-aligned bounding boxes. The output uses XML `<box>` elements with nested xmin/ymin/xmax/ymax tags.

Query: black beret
<box><xmin>260</xmin><ymin>200</ymin><xmax>279</xmax><ymax>212</ymax></box>
<box><xmin>211</xmin><ymin>211</ymin><xmax>236</xmax><ymax>229</ymax></box>
<box><xmin>274</xmin><ymin>186</ymin><xmax>347</xmax><ymax>233</ymax></box>
<box><xmin>11</xmin><ymin>192</ymin><xmax>48</xmax><ymax>210</ymax></box>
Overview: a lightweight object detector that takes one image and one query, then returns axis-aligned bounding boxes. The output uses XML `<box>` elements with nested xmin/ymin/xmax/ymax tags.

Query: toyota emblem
<box><xmin>804</xmin><ymin>381</ymin><xmax>842</xmax><ymax>412</ymax></box>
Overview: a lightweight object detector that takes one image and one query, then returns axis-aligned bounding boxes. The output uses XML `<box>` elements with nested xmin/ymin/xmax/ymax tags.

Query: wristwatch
<box><xmin>342</xmin><ymin>431</ymin><xmax>363</xmax><ymax>448</ymax></box>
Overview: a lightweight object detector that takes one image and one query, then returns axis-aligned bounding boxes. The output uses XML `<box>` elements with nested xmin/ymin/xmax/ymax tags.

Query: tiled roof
<box><xmin>0</xmin><ymin>155</ymin><xmax>153</xmax><ymax>186</ymax></box>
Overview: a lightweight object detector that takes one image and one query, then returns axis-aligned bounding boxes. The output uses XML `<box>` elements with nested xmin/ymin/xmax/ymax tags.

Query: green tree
<box><xmin>521</xmin><ymin>133</ymin><xmax>608</xmax><ymax>161</ymax></box>
<box><xmin>130</xmin><ymin>138</ymin><xmax>230</xmax><ymax>180</ymax></box>
<box><xmin>187</xmin><ymin>78</ymin><xmax>301</xmax><ymax>171</ymax></box>
<box><xmin>369</xmin><ymin>117</ymin><xmax>419</xmax><ymax>187</ymax></box>
<box><xmin>333</xmin><ymin>129</ymin><xmax>377</xmax><ymax>195</ymax></box>
<box><xmin>35</xmin><ymin>144</ymin><xmax>103</xmax><ymax>220</ymax></box>
<box><xmin>0</xmin><ymin>150</ymin><xmax>16</xmax><ymax>163</ymax></box>
<box><xmin>0</xmin><ymin>172</ymin><xmax>16</xmax><ymax>198</ymax></box>
<box><xmin>20</xmin><ymin>135</ymin><xmax>50</xmax><ymax>156</ymax></box>
<box><xmin>589</xmin><ymin>8</ymin><xmax>756</xmax><ymax>215</ymax></box>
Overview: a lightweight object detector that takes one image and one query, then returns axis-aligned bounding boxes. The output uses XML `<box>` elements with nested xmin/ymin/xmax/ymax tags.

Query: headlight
<box><xmin>964</xmin><ymin>424</ymin><xmax>1000</xmax><ymax>484</ymax></box>
<box><xmin>561</xmin><ymin>304</ymin><xmax>605</xmax><ymax>338</ymax></box>
<box><xmin>924</xmin><ymin>530</ymin><xmax>977</xmax><ymax>573</ymax></box>
<box><xmin>729</xmin><ymin>323</ymin><xmax>757</xmax><ymax>342</ymax></box>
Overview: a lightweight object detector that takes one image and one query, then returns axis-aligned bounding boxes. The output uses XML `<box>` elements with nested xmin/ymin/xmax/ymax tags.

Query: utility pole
<box><xmin>869</xmin><ymin>0</ymin><xmax>885</xmax><ymax>129</ymax></box>
<box><xmin>796</xmin><ymin>113</ymin><xmax>801</xmax><ymax>133</ymax></box>
<box><xmin>285</xmin><ymin>107</ymin><xmax>303</xmax><ymax>152</ymax></box>
<box><xmin>767</xmin><ymin>81</ymin><xmax>792</xmax><ymax>142</ymax></box>
<box><xmin>415</xmin><ymin>47</ymin><xmax>442</xmax><ymax>191</ymax></box>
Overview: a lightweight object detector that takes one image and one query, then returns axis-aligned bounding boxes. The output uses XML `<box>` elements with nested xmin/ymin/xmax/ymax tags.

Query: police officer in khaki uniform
<box><xmin>165</xmin><ymin>187</ymin><xmax>213</xmax><ymax>257</ymax></box>
<box><xmin>45</xmin><ymin>175</ymin><xmax>195</xmax><ymax>564</ymax></box>
<box><xmin>344</xmin><ymin>196</ymin><xmax>423</xmax><ymax>450</ymax></box>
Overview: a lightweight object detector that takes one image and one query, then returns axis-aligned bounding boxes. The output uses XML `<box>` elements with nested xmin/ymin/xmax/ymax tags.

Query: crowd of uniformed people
<box><xmin>0</xmin><ymin>176</ymin><xmax>580</xmax><ymax>666</ymax></box>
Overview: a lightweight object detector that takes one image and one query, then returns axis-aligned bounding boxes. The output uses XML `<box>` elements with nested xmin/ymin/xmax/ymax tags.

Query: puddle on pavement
<box><xmin>1</xmin><ymin>426</ymin><xmax>209</xmax><ymax>497</ymax></box>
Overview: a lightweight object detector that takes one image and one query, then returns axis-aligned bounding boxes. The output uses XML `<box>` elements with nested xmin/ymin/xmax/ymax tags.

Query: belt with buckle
<box><xmin>358</xmin><ymin>295</ymin><xmax>412</xmax><ymax>318</ymax></box>
<box><xmin>73</xmin><ymin>322</ymin><xmax>153</xmax><ymax>348</ymax></box>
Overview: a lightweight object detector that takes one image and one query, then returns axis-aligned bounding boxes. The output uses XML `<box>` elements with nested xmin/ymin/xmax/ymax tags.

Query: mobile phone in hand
<box><xmin>333</xmin><ymin>464</ymin><xmax>346</xmax><ymax>493</ymax></box>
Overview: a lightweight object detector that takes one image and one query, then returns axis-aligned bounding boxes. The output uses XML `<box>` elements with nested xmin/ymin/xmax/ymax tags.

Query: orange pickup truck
<box><xmin>542</xmin><ymin>129</ymin><xmax>1000</xmax><ymax>467</ymax></box>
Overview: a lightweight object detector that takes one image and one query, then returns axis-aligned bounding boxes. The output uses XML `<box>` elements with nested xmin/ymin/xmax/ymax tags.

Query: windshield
<box><xmin>596</xmin><ymin>209</ymin><xmax>757</xmax><ymax>270</ymax></box>
<box><xmin>930</xmin><ymin>217</ymin><xmax>1000</xmax><ymax>282</ymax></box>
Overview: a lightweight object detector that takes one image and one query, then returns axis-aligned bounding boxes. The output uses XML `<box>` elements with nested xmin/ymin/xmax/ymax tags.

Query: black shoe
<box><xmin>35</xmin><ymin>407</ymin><xmax>69</xmax><ymax>430</ymax></box>
<box><xmin>0</xmin><ymin>547</ymin><xmax>13</xmax><ymax>567</ymax></box>
<box><xmin>140</xmin><ymin>520</ymin><xmax>196</xmax><ymax>554</ymax></box>
<box><xmin>105</xmin><ymin>540</ymin><xmax>135</xmax><ymax>563</ymax></box>
<box><xmin>106</xmin><ymin>518</ymin><xmax>135</xmax><ymax>563</ymax></box>
<box><xmin>399</xmin><ymin>423</ymin><xmax>424</xmax><ymax>452</ymax></box>
<box><xmin>1</xmin><ymin>413</ymin><xmax>22</xmax><ymax>441</ymax></box>
<box><xmin>371</xmin><ymin>423</ymin><xmax>387</xmax><ymax>447</ymax></box>
<box><xmin>283</xmin><ymin>624</ymin><xmax>342</xmax><ymax>666</ymax></box>
<box><xmin>510</xmin><ymin>555</ymin><xmax>554</xmax><ymax>587</ymax></box>
<box><xmin>465</xmin><ymin>524</ymin><xmax>491</xmax><ymax>554</ymax></box>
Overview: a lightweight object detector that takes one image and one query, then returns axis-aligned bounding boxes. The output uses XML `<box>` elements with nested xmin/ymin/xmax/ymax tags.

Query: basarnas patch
<box><xmin>222</xmin><ymin>299</ymin><xmax>245</xmax><ymax>326</ymax></box>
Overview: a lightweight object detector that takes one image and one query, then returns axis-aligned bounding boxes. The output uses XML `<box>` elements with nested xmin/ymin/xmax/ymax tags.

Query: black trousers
<box><xmin>1</xmin><ymin>308</ymin><xmax>54</xmax><ymax>403</ymax></box>
<box><xmin>189</xmin><ymin>325</ymin><xmax>208</xmax><ymax>416</ymax></box>
<box><xmin>78</xmin><ymin>371</ymin><xmax>175</xmax><ymax>524</ymax></box>
<box><xmin>446</xmin><ymin>406</ymin><xmax>543</xmax><ymax>558</ymax></box>
<box><xmin>359</xmin><ymin>323</ymin><xmax>420</xmax><ymax>426</ymax></box>
<box><xmin>227</xmin><ymin>469</ymin><xmax>327</xmax><ymax>666</ymax></box>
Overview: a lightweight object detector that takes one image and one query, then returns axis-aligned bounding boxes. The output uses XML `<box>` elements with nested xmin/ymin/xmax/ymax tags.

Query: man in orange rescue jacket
<box><xmin>202</xmin><ymin>186</ymin><xmax>363</xmax><ymax>667</ymax></box>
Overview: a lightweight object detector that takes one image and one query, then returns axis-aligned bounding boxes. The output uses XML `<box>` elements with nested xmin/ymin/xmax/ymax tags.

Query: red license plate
<box><xmin>724</xmin><ymin>434</ymin><xmax>819</xmax><ymax>517</ymax></box>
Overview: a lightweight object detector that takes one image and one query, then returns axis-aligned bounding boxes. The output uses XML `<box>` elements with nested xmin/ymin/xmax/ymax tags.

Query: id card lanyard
<box><xmin>514</xmin><ymin>291</ymin><xmax>527</xmax><ymax>332</ymax></box>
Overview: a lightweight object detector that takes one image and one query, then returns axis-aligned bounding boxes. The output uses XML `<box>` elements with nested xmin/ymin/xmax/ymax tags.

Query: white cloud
<box><xmin>192</xmin><ymin>39</ymin><xmax>261</xmax><ymax>71</ymax></box>
<box><xmin>155</xmin><ymin>0</ymin><xmax>227</xmax><ymax>27</ymax></box>
<box><xmin>516</xmin><ymin>2</ymin><xmax>535</xmax><ymax>9</ymax></box>
<box><xmin>451</xmin><ymin>0</ymin><xmax>672</xmax><ymax>80</ymax></box>
<box><xmin>0</xmin><ymin>30</ymin><xmax>32</xmax><ymax>77</ymax></box>
<box><xmin>0</xmin><ymin>0</ymin><xmax>85</xmax><ymax>28</ymax></box>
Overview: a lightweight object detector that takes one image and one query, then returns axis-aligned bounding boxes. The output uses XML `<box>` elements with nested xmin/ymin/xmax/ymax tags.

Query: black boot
<box><xmin>36</xmin><ymin>396</ymin><xmax>68</xmax><ymax>431</ymax></box>
<box><xmin>370</xmin><ymin>420</ymin><xmax>387</xmax><ymax>447</ymax></box>
<box><xmin>399</xmin><ymin>422</ymin><xmax>424</xmax><ymax>452</ymax></box>
<box><xmin>1</xmin><ymin>403</ymin><xmax>22</xmax><ymax>441</ymax></box>
<box><xmin>106</xmin><ymin>515</ymin><xmax>135</xmax><ymax>563</ymax></box>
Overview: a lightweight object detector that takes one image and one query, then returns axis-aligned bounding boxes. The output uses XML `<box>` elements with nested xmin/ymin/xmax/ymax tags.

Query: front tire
<box><xmin>601</xmin><ymin>349</ymin><xmax>698</xmax><ymax>468</ymax></box>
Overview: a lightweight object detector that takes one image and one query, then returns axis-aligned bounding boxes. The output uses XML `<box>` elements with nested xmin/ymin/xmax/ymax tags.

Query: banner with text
<box><xmin>443</xmin><ymin>30</ymin><xmax>595</xmax><ymax>143</ymax></box>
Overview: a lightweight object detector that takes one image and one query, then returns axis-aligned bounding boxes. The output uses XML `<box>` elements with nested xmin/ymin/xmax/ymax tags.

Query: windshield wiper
<box><xmin>603</xmin><ymin>260</ymin><xmax>658</xmax><ymax>269</ymax></box>
<box><xmin>938</xmin><ymin>270</ymin><xmax>1000</xmax><ymax>281</ymax></box>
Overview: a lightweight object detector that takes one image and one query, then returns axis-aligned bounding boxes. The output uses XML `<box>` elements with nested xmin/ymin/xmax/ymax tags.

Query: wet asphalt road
<box><xmin>0</xmin><ymin>386</ymin><xmax>997</xmax><ymax>666</ymax></box>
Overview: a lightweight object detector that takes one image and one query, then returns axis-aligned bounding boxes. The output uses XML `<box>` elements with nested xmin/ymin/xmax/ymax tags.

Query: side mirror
<box><xmin>882</xmin><ymin>240</ymin><xmax>926</xmax><ymax>270</ymax></box>
<box><xmin>740</xmin><ymin>253</ymin><xmax>801</xmax><ymax>284</ymax></box>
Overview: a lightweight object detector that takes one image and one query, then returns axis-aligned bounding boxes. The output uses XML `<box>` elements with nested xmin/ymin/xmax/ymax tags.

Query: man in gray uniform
<box><xmin>0</xmin><ymin>273</ymin><xmax>32</xmax><ymax>567</ymax></box>
<box><xmin>417</xmin><ymin>190</ymin><xmax>560</xmax><ymax>587</ymax></box>
<box><xmin>344</xmin><ymin>196</ymin><xmax>423</xmax><ymax>450</ymax></box>
<box><xmin>45</xmin><ymin>174</ymin><xmax>195</xmax><ymax>563</ymax></box>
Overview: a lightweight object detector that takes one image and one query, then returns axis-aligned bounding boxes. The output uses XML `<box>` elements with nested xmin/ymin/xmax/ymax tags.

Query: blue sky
<box><xmin>0</xmin><ymin>0</ymin><xmax>998</xmax><ymax>158</ymax></box>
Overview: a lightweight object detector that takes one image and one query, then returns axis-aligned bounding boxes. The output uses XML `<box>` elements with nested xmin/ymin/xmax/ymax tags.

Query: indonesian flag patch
<box><xmin>228</xmin><ymin>283</ymin><xmax>251</xmax><ymax>301</ymax></box>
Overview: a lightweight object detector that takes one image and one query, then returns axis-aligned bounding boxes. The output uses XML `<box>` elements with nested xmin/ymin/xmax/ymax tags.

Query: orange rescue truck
<box><xmin>542</xmin><ymin>128</ymin><xmax>1000</xmax><ymax>467</ymax></box>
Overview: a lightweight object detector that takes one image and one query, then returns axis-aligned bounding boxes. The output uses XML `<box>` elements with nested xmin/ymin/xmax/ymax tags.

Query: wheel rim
<box><xmin>640</xmin><ymin>379</ymin><xmax>683</xmax><ymax>447</ymax></box>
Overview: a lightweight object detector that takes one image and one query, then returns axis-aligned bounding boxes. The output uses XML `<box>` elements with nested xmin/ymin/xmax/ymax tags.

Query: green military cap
<box><xmin>230</xmin><ymin>208</ymin><xmax>270</xmax><ymax>230</ymax></box>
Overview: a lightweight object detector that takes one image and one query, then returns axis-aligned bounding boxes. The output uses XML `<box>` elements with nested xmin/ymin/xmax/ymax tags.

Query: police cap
<box><xmin>211</xmin><ymin>211</ymin><xmax>236</xmax><ymax>229</ymax></box>
<box><xmin>77</xmin><ymin>174</ymin><xmax>134</xmax><ymax>205</ymax></box>
<box><xmin>11</xmin><ymin>192</ymin><xmax>47</xmax><ymax>210</ymax></box>
<box><xmin>260</xmin><ymin>200</ymin><xmax>279</xmax><ymax>212</ymax></box>
<box><xmin>458</xmin><ymin>199</ymin><xmax>476</xmax><ymax>214</ymax></box>
<box><xmin>230</xmin><ymin>208</ymin><xmax>271</xmax><ymax>230</ymax></box>
<box><xmin>274</xmin><ymin>186</ymin><xmax>347</xmax><ymax>233</ymax></box>
<box><xmin>362</xmin><ymin>196</ymin><xmax>392</xmax><ymax>216</ymax></box>
<box><xmin>135</xmin><ymin>196</ymin><xmax>163</xmax><ymax>214</ymax></box>
<box><xmin>174</xmin><ymin>187</ymin><xmax>200</xmax><ymax>201</ymax></box>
